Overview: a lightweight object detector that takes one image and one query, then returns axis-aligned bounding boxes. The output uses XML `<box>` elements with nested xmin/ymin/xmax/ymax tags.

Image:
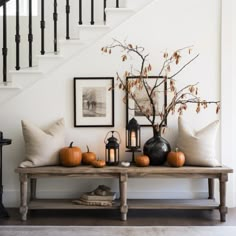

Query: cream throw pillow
<box><xmin>20</xmin><ymin>118</ymin><xmax>65</xmax><ymax>167</ymax></box>
<box><xmin>176</xmin><ymin>116</ymin><xmax>221</xmax><ymax>167</ymax></box>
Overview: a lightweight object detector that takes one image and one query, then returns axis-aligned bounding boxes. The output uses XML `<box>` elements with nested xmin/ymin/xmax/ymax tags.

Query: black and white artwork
<box><xmin>126</xmin><ymin>76</ymin><xmax>167</xmax><ymax>127</ymax></box>
<box><xmin>74</xmin><ymin>77</ymin><xmax>114</xmax><ymax>127</ymax></box>
<box><xmin>82</xmin><ymin>87</ymin><xmax>106</xmax><ymax>117</ymax></box>
<box><xmin>133</xmin><ymin>86</ymin><xmax>160</xmax><ymax>117</ymax></box>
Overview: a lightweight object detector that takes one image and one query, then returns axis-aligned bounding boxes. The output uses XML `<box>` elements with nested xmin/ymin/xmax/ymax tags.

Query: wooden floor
<box><xmin>1</xmin><ymin>208</ymin><xmax>236</xmax><ymax>226</ymax></box>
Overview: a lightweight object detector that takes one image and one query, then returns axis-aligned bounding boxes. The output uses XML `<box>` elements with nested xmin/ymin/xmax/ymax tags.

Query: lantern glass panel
<box><xmin>109</xmin><ymin>148</ymin><xmax>115</xmax><ymax>162</ymax></box>
<box><xmin>130</xmin><ymin>131</ymin><xmax>136</xmax><ymax>147</ymax></box>
<box><xmin>126</xmin><ymin>118</ymin><xmax>141</xmax><ymax>149</ymax></box>
<box><xmin>137</xmin><ymin>129</ymin><xmax>140</xmax><ymax>147</ymax></box>
<box><xmin>126</xmin><ymin>129</ymin><xmax>140</xmax><ymax>149</ymax></box>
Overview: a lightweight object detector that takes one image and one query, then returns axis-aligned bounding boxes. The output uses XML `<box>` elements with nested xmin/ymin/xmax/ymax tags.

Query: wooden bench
<box><xmin>15</xmin><ymin>165</ymin><xmax>233</xmax><ymax>222</ymax></box>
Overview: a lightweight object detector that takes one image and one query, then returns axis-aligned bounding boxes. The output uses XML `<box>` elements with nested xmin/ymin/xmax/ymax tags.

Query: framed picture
<box><xmin>74</xmin><ymin>77</ymin><xmax>114</xmax><ymax>127</ymax></box>
<box><xmin>126</xmin><ymin>76</ymin><xmax>167</xmax><ymax>127</ymax></box>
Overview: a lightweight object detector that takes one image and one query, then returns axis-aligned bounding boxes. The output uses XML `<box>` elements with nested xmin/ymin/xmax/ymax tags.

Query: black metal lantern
<box><xmin>126</xmin><ymin>118</ymin><xmax>141</xmax><ymax>162</ymax></box>
<box><xmin>104</xmin><ymin>131</ymin><xmax>120</xmax><ymax>165</ymax></box>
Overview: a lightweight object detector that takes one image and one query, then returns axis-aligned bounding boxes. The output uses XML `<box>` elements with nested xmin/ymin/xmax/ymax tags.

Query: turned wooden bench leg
<box><xmin>219</xmin><ymin>173</ymin><xmax>228</xmax><ymax>222</ymax></box>
<box><xmin>208</xmin><ymin>178</ymin><xmax>214</xmax><ymax>199</ymax></box>
<box><xmin>19</xmin><ymin>173</ymin><xmax>28</xmax><ymax>221</ymax></box>
<box><xmin>119</xmin><ymin>173</ymin><xmax>128</xmax><ymax>221</ymax></box>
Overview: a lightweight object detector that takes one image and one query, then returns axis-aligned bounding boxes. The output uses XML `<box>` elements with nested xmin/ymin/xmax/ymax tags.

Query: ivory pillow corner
<box><xmin>20</xmin><ymin>118</ymin><xmax>65</xmax><ymax>168</ymax></box>
<box><xmin>176</xmin><ymin>116</ymin><xmax>221</xmax><ymax>167</ymax></box>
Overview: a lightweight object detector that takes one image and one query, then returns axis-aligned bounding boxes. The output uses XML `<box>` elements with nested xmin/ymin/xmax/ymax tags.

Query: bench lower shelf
<box><xmin>128</xmin><ymin>199</ymin><xmax>219</xmax><ymax>209</ymax></box>
<box><xmin>28</xmin><ymin>198</ymin><xmax>219</xmax><ymax>211</ymax></box>
<box><xmin>28</xmin><ymin>199</ymin><xmax>120</xmax><ymax>210</ymax></box>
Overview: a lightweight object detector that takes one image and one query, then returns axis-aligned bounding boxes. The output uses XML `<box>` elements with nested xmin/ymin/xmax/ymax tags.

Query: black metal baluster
<box><xmin>103</xmin><ymin>0</ymin><xmax>107</xmax><ymax>23</ymax></box>
<box><xmin>90</xmin><ymin>0</ymin><xmax>94</xmax><ymax>25</ymax></box>
<box><xmin>79</xmin><ymin>0</ymin><xmax>82</xmax><ymax>25</ymax></box>
<box><xmin>116</xmin><ymin>0</ymin><xmax>119</xmax><ymax>8</ymax></box>
<box><xmin>40</xmin><ymin>0</ymin><xmax>45</xmax><ymax>55</ymax></box>
<box><xmin>66</xmin><ymin>0</ymin><xmax>70</xmax><ymax>39</ymax></box>
<box><xmin>2</xmin><ymin>2</ymin><xmax>7</xmax><ymax>82</ymax></box>
<box><xmin>15</xmin><ymin>0</ymin><xmax>20</xmax><ymax>70</ymax></box>
<box><xmin>53</xmin><ymin>0</ymin><xmax>58</xmax><ymax>52</ymax></box>
<box><xmin>28</xmin><ymin>0</ymin><xmax>33</xmax><ymax>67</ymax></box>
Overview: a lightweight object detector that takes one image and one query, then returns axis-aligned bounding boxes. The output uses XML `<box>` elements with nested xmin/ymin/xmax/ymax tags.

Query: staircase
<box><xmin>0</xmin><ymin>0</ymin><xmax>155</xmax><ymax>104</ymax></box>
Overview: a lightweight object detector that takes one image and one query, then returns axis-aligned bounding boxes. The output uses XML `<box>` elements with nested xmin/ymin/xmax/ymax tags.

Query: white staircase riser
<box><xmin>124</xmin><ymin>0</ymin><xmax>155</xmax><ymax>10</ymax></box>
<box><xmin>78</xmin><ymin>26</ymin><xmax>110</xmax><ymax>42</ymax></box>
<box><xmin>105</xmin><ymin>8</ymin><xmax>134</xmax><ymax>27</ymax></box>
<box><xmin>59</xmin><ymin>41</ymin><xmax>87</xmax><ymax>58</ymax></box>
<box><xmin>0</xmin><ymin>84</ymin><xmax>21</xmax><ymax>105</ymax></box>
<box><xmin>37</xmin><ymin>55</ymin><xmax>64</xmax><ymax>72</ymax></box>
<box><xmin>9</xmin><ymin>72</ymin><xmax>43</xmax><ymax>88</ymax></box>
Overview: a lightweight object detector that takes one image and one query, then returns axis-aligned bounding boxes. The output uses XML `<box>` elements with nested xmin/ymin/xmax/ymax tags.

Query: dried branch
<box><xmin>102</xmin><ymin>39</ymin><xmax>220</xmax><ymax>134</ymax></box>
<box><xmin>169</xmin><ymin>54</ymin><xmax>200</xmax><ymax>79</ymax></box>
<box><xmin>116</xmin><ymin>73</ymin><xmax>153</xmax><ymax>124</ymax></box>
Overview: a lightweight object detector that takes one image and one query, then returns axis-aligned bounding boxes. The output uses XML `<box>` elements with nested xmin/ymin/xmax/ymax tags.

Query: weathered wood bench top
<box><xmin>15</xmin><ymin>165</ymin><xmax>233</xmax><ymax>175</ymax></box>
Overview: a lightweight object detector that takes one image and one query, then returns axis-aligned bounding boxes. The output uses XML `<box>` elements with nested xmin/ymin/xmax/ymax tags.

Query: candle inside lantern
<box><xmin>131</xmin><ymin>131</ymin><xmax>136</xmax><ymax>147</ymax></box>
<box><xmin>110</xmin><ymin>149</ymin><xmax>115</xmax><ymax>162</ymax></box>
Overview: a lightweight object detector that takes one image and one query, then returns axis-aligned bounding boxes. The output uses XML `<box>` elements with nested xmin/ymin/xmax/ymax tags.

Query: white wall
<box><xmin>0</xmin><ymin>0</ymin><xmax>234</xmax><ymax>207</ymax></box>
<box><xmin>221</xmin><ymin>0</ymin><xmax>236</xmax><ymax>206</ymax></box>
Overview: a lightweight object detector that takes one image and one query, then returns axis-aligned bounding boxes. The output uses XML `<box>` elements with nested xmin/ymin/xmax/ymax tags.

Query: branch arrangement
<box><xmin>102</xmin><ymin>39</ymin><xmax>220</xmax><ymax>135</ymax></box>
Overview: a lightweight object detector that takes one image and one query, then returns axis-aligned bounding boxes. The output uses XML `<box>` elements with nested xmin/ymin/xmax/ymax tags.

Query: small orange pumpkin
<box><xmin>135</xmin><ymin>155</ymin><xmax>150</xmax><ymax>167</ymax></box>
<box><xmin>82</xmin><ymin>145</ymin><xmax>96</xmax><ymax>165</ymax></box>
<box><xmin>167</xmin><ymin>148</ymin><xmax>185</xmax><ymax>167</ymax></box>
<box><xmin>59</xmin><ymin>142</ymin><xmax>82</xmax><ymax>167</ymax></box>
<box><xmin>92</xmin><ymin>159</ymin><xmax>106</xmax><ymax>168</ymax></box>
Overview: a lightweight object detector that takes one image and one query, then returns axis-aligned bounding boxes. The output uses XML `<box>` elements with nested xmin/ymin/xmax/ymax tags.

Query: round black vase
<box><xmin>143</xmin><ymin>134</ymin><xmax>171</xmax><ymax>165</ymax></box>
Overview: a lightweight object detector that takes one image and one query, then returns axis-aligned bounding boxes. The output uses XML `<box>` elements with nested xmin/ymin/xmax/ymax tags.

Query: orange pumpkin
<box><xmin>59</xmin><ymin>142</ymin><xmax>82</xmax><ymax>167</ymax></box>
<box><xmin>167</xmin><ymin>148</ymin><xmax>185</xmax><ymax>167</ymax></box>
<box><xmin>135</xmin><ymin>155</ymin><xmax>150</xmax><ymax>167</ymax></box>
<box><xmin>82</xmin><ymin>145</ymin><xmax>96</xmax><ymax>165</ymax></box>
<box><xmin>92</xmin><ymin>159</ymin><xmax>106</xmax><ymax>168</ymax></box>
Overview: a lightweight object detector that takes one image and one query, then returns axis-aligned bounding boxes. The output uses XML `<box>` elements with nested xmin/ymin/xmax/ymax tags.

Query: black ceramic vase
<box><xmin>143</xmin><ymin>132</ymin><xmax>171</xmax><ymax>165</ymax></box>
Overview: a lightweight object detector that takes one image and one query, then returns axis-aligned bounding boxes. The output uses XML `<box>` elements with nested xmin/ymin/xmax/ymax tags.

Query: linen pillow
<box><xmin>176</xmin><ymin>116</ymin><xmax>221</xmax><ymax>167</ymax></box>
<box><xmin>20</xmin><ymin>118</ymin><xmax>65</xmax><ymax>167</ymax></box>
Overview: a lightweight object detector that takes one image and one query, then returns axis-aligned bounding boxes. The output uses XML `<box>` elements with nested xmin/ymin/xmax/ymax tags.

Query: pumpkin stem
<box><xmin>175</xmin><ymin>147</ymin><xmax>179</xmax><ymax>152</ymax></box>
<box><xmin>69</xmin><ymin>142</ymin><xmax>73</xmax><ymax>148</ymax></box>
<box><xmin>86</xmin><ymin>145</ymin><xmax>89</xmax><ymax>153</ymax></box>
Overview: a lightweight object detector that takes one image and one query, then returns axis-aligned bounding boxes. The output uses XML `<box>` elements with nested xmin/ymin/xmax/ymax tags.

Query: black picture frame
<box><xmin>126</xmin><ymin>76</ymin><xmax>167</xmax><ymax>127</ymax></box>
<box><xmin>74</xmin><ymin>77</ymin><xmax>114</xmax><ymax>127</ymax></box>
